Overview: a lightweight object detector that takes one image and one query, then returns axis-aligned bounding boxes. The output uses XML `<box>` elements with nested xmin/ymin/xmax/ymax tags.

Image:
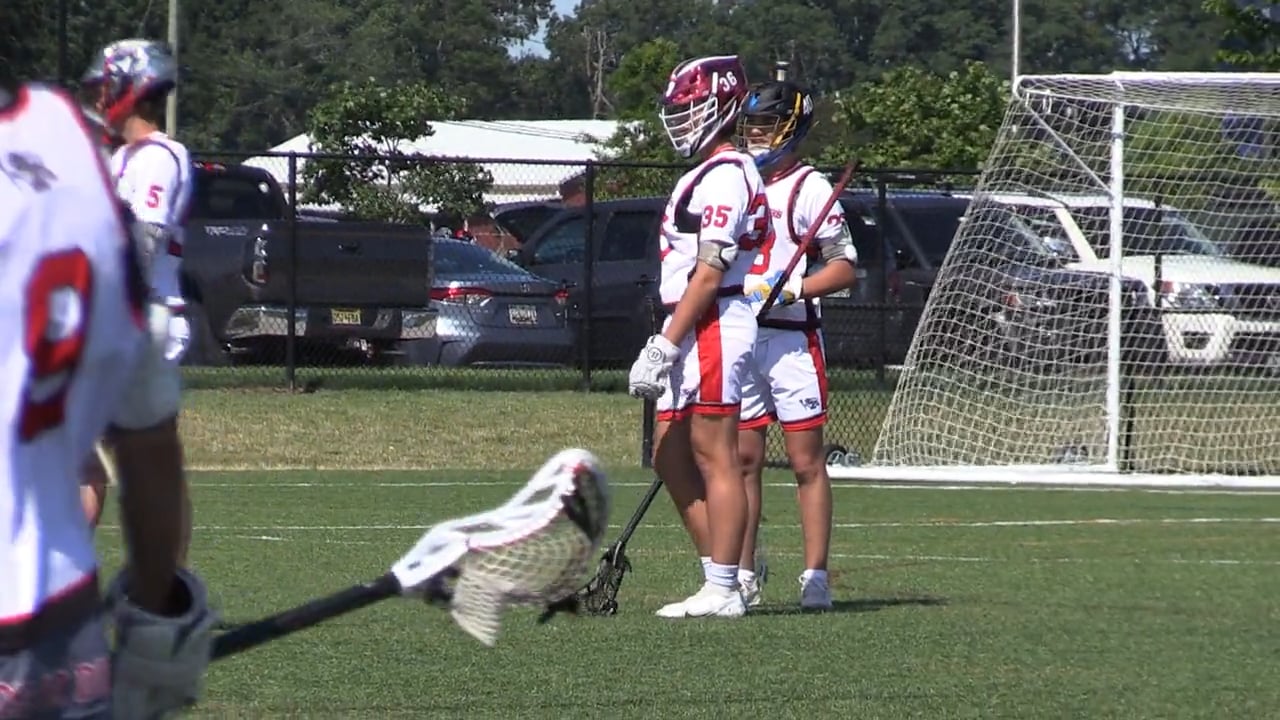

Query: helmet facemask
<box><xmin>736</xmin><ymin>81</ymin><xmax>814</xmax><ymax>171</ymax></box>
<box><xmin>661</xmin><ymin>94</ymin><xmax>740</xmax><ymax>159</ymax></box>
<box><xmin>659</xmin><ymin>56</ymin><xmax>748</xmax><ymax>160</ymax></box>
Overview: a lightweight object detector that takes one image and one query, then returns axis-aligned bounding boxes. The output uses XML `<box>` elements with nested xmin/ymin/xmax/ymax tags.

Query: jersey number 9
<box><xmin>21</xmin><ymin>249</ymin><xmax>93</xmax><ymax>442</ymax></box>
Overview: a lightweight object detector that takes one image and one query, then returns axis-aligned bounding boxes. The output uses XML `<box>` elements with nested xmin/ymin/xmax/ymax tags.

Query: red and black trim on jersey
<box><xmin>49</xmin><ymin>86</ymin><xmax>147</xmax><ymax>329</ymax></box>
<box><xmin>760</xmin><ymin>164</ymin><xmax>822</xmax><ymax>332</ymax></box>
<box><xmin>664</xmin><ymin>148</ymin><xmax>753</xmax><ymax>310</ymax></box>
<box><xmin>115</xmin><ymin>135</ymin><xmax>190</xmax><ymax>258</ymax></box>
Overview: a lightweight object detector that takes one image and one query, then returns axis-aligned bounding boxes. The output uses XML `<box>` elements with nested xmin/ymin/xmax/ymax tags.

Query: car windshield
<box><xmin>999</xmin><ymin>205</ymin><xmax>1081</xmax><ymax>262</ymax></box>
<box><xmin>435</xmin><ymin>241</ymin><xmax>531</xmax><ymax>277</ymax></box>
<box><xmin>1070</xmin><ymin>206</ymin><xmax>1225</xmax><ymax>258</ymax></box>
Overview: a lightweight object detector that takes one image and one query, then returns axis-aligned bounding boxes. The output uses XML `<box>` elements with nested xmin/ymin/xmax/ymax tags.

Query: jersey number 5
<box><xmin>21</xmin><ymin>249</ymin><xmax>94</xmax><ymax>442</ymax></box>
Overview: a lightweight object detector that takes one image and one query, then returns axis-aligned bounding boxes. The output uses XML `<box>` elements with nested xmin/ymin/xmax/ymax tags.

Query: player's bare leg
<box><xmin>653</xmin><ymin>411</ymin><xmax>748</xmax><ymax>618</ymax></box>
<box><xmin>80</xmin><ymin>446</ymin><xmax>110</xmax><ymax>529</ymax></box>
<box><xmin>652</xmin><ymin>418</ymin><xmax>710</xmax><ymax>559</ymax></box>
<box><xmin>782</xmin><ymin>424</ymin><xmax>833</xmax><ymax>610</ymax></box>
<box><xmin>691</xmin><ymin>413</ymin><xmax>747</xmax><ymax>571</ymax></box>
<box><xmin>737</xmin><ymin>424</ymin><xmax>768</xmax><ymax>605</ymax></box>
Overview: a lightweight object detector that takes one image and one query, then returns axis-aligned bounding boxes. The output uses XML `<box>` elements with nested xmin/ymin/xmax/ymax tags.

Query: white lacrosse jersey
<box><xmin>753</xmin><ymin>164</ymin><xmax>856</xmax><ymax>324</ymax></box>
<box><xmin>110</xmin><ymin>131</ymin><xmax>192</xmax><ymax>308</ymax></box>
<box><xmin>0</xmin><ymin>84</ymin><xmax>158</xmax><ymax>622</ymax></box>
<box><xmin>658</xmin><ymin>147</ymin><xmax>770</xmax><ymax>306</ymax></box>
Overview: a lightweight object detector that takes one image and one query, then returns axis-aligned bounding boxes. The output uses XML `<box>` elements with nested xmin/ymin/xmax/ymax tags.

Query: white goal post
<box><xmin>831</xmin><ymin>72</ymin><xmax>1280</xmax><ymax>489</ymax></box>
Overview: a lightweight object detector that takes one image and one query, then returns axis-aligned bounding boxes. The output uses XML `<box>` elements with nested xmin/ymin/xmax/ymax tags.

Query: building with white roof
<box><xmin>242</xmin><ymin>119</ymin><xmax>626</xmax><ymax>212</ymax></box>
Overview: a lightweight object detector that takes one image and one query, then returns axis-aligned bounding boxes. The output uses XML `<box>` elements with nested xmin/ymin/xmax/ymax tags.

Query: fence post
<box><xmin>580</xmin><ymin>161</ymin><xmax>596</xmax><ymax>391</ymax></box>
<box><xmin>285</xmin><ymin>153</ymin><xmax>298</xmax><ymax>391</ymax></box>
<box><xmin>875</xmin><ymin>176</ymin><xmax>889</xmax><ymax>388</ymax></box>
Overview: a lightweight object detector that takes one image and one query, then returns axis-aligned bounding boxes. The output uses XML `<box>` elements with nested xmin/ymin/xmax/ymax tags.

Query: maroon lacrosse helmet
<box><xmin>659</xmin><ymin>55</ymin><xmax>748</xmax><ymax>159</ymax></box>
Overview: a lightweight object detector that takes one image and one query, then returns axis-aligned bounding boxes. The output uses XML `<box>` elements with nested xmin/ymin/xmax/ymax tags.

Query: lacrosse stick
<box><xmin>576</xmin><ymin>474</ymin><xmax>663</xmax><ymax>615</ymax></box>
<box><xmin>757</xmin><ymin>157</ymin><xmax>860</xmax><ymax>319</ymax></box>
<box><xmin>211</xmin><ymin>447</ymin><xmax>611</xmax><ymax>659</ymax></box>
<box><xmin>577</xmin><ymin>296</ymin><xmax>664</xmax><ymax>616</ymax></box>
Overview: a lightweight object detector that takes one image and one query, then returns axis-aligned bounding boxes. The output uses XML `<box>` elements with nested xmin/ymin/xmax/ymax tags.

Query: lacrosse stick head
<box><xmin>576</xmin><ymin>545</ymin><xmax>632</xmax><ymax>616</ymax></box>
<box><xmin>390</xmin><ymin>448</ymin><xmax>610</xmax><ymax>646</ymax></box>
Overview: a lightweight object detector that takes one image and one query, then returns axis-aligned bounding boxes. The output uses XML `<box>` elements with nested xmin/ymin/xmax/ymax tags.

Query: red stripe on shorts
<box><xmin>695</xmin><ymin>304</ymin><xmax>724</xmax><ymax>405</ymax></box>
<box><xmin>805</xmin><ymin>329</ymin><xmax>828</xmax><ymax>409</ymax></box>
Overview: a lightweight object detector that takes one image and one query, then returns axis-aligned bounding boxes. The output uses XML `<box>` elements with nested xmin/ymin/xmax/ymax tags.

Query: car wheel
<box><xmin>823</xmin><ymin>443</ymin><xmax>849</xmax><ymax>467</ymax></box>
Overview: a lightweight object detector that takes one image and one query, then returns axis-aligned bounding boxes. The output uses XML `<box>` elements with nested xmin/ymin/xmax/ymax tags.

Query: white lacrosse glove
<box><xmin>745</xmin><ymin>271</ymin><xmax>803</xmax><ymax>308</ymax></box>
<box><xmin>628</xmin><ymin>334</ymin><xmax>680</xmax><ymax>400</ymax></box>
<box><xmin>165</xmin><ymin>312</ymin><xmax>191</xmax><ymax>362</ymax></box>
<box><xmin>108</xmin><ymin>568</ymin><xmax>220</xmax><ymax>720</ymax></box>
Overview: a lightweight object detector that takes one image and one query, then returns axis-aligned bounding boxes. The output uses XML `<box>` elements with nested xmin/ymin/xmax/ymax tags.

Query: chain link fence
<box><xmin>183</xmin><ymin>149</ymin><xmax>976</xmax><ymax>465</ymax></box>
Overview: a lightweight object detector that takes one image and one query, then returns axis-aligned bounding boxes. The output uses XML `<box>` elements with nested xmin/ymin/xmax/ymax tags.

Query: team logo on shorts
<box><xmin>801</xmin><ymin>397</ymin><xmax>820</xmax><ymax>410</ymax></box>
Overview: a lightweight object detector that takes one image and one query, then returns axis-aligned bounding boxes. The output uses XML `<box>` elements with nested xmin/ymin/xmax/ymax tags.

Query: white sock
<box><xmin>801</xmin><ymin>568</ymin><xmax>828</xmax><ymax>584</ymax></box>
<box><xmin>738</xmin><ymin>568</ymin><xmax>756</xmax><ymax>585</ymax></box>
<box><xmin>700</xmin><ymin>556</ymin><xmax>712</xmax><ymax>576</ymax></box>
<box><xmin>706</xmin><ymin>562</ymin><xmax>739</xmax><ymax>590</ymax></box>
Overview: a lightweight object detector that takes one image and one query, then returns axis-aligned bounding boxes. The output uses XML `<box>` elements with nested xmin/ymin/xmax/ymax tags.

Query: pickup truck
<box><xmin>181</xmin><ymin>162</ymin><xmax>437</xmax><ymax>365</ymax></box>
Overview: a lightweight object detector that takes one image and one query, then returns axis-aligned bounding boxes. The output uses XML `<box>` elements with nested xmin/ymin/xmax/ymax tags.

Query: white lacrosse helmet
<box><xmin>659</xmin><ymin>55</ymin><xmax>749</xmax><ymax>159</ymax></box>
<box><xmin>80</xmin><ymin>39</ymin><xmax>177</xmax><ymax>132</ymax></box>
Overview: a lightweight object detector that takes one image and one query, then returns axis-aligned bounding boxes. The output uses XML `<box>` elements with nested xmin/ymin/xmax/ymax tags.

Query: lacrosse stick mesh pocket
<box><xmin>450</xmin><ymin>506</ymin><xmax>599</xmax><ymax>646</ymax></box>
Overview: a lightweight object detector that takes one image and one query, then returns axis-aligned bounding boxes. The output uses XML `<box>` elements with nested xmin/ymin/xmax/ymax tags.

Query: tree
<box><xmin>593</xmin><ymin>39</ymin><xmax>689</xmax><ymax>199</ymax></box>
<box><xmin>816</xmin><ymin>61</ymin><xmax>1010</xmax><ymax>172</ymax></box>
<box><xmin>302</xmin><ymin>80</ymin><xmax>493</xmax><ymax>222</ymax></box>
<box><xmin>1203</xmin><ymin>0</ymin><xmax>1280</xmax><ymax>70</ymax></box>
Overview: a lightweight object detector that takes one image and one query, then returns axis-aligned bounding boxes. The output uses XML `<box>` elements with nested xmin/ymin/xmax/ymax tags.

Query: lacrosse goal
<box><xmin>830</xmin><ymin>72</ymin><xmax>1280</xmax><ymax>488</ymax></box>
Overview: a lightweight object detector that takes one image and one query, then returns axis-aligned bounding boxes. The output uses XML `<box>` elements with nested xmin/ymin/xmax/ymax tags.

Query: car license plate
<box><xmin>331</xmin><ymin>308</ymin><xmax>361</xmax><ymax>325</ymax></box>
<box><xmin>508</xmin><ymin>305</ymin><xmax>538</xmax><ymax>326</ymax></box>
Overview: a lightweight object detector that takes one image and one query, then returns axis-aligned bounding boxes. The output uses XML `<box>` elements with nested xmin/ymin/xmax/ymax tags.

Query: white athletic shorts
<box><xmin>655</xmin><ymin>296</ymin><xmax>757</xmax><ymax>422</ymax></box>
<box><xmin>740</xmin><ymin>326</ymin><xmax>829</xmax><ymax>432</ymax></box>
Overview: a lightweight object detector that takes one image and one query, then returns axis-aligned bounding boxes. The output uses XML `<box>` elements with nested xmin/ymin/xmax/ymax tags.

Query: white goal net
<box><xmin>832</xmin><ymin>72</ymin><xmax>1280</xmax><ymax>488</ymax></box>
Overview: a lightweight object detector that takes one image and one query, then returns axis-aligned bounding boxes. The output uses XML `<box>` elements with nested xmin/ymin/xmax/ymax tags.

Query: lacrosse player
<box><xmin>77</xmin><ymin>39</ymin><xmax>194</xmax><ymax>553</ymax></box>
<box><xmin>736</xmin><ymin>79</ymin><xmax>858</xmax><ymax>610</ymax></box>
<box><xmin>628</xmin><ymin>55</ymin><xmax>770</xmax><ymax>618</ymax></box>
<box><xmin>0</xmin><ymin>79</ymin><xmax>217</xmax><ymax>719</ymax></box>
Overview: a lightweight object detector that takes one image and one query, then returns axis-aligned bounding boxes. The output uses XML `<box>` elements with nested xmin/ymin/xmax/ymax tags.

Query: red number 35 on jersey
<box><xmin>21</xmin><ymin>249</ymin><xmax>94</xmax><ymax>442</ymax></box>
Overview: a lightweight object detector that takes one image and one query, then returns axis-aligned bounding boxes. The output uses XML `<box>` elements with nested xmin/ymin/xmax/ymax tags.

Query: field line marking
<box><xmin>99</xmin><ymin>517</ymin><xmax>1280</xmax><ymax>532</ymax></box>
<box><xmin>185</xmin><ymin>479</ymin><xmax>1280</xmax><ymax>497</ymax></box>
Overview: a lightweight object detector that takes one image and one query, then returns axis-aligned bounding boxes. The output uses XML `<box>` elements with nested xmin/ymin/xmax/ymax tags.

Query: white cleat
<box><xmin>739</xmin><ymin>555</ymin><xmax>768</xmax><ymax>607</ymax></box>
<box><xmin>656</xmin><ymin>582</ymin><xmax>746</xmax><ymax>618</ymax></box>
<box><xmin>799</xmin><ymin>573</ymin><xmax>833</xmax><ymax>611</ymax></box>
<box><xmin>739</xmin><ymin>575</ymin><xmax>763</xmax><ymax>607</ymax></box>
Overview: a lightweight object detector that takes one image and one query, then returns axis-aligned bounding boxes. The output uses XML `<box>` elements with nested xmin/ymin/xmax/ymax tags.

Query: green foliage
<box><xmin>817</xmin><ymin>61</ymin><xmax>1010</xmax><ymax>172</ymax></box>
<box><xmin>1203</xmin><ymin>0</ymin><xmax>1280</xmax><ymax>70</ymax></box>
<box><xmin>593</xmin><ymin>39</ymin><xmax>689</xmax><ymax>200</ymax></box>
<box><xmin>2</xmin><ymin>0</ymin><xmax>1252</xmax><ymax>162</ymax></box>
<box><xmin>607</xmin><ymin>38</ymin><xmax>682</xmax><ymax>121</ymax></box>
<box><xmin>302</xmin><ymin>80</ymin><xmax>493</xmax><ymax>222</ymax></box>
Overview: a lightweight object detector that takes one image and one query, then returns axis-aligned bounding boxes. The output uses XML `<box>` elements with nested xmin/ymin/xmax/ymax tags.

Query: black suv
<box><xmin>508</xmin><ymin>189</ymin><xmax>972</xmax><ymax>368</ymax></box>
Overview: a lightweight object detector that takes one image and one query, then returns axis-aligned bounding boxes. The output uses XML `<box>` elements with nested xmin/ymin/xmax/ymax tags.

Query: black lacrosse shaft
<box><xmin>211</xmin><ymin>573</ymin><xmax>401</xmax><ymax>660</ymax></box>
<box><xmin>612</xmin><ymin>475</ymin><xmax>663</xmax><ymax>554</ymax></box>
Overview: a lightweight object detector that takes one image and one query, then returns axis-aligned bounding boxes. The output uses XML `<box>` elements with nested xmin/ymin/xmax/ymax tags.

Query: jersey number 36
<box><xmin>21</xmin><ymin>249</ymin><xmax>93</xmax><ymax>442</ymax></box>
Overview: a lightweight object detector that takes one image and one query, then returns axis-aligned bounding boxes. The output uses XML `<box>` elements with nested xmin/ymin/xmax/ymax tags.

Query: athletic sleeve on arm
<box><xmin>796</xmin><ymin>172</ymin><xmax>857</xmax><ymax>264</ymax></box>
<box><xmin>122</xmin><ymin>145</ymin><xmax>182</xmax><ymax>226</ymax></box>
<box><xmin>111</xmin><ymin>304</ymin><xmax>182</xmax><ymax>430</ymax></box>
<box><xmin>689</xmin><ymin>163</ymin><xmax>751</xmax><ymax>268</ymax></box>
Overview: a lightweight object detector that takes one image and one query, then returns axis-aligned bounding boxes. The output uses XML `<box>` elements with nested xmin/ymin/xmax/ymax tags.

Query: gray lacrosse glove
<box><xmin>108</xmin><ymin>568</ymin><xmax>220</xmax><ymax>719</ymax></box>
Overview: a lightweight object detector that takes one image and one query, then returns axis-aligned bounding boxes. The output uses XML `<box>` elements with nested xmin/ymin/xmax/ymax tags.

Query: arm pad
<box><xmin>697</xmin><ymin>239</ymin><xmax>736</xmax><ymax>272</ymax></box>
<box><xmin>820</xmin><ymin>230</ymin><xmax>858</xmax><ymax>264</ymax></box>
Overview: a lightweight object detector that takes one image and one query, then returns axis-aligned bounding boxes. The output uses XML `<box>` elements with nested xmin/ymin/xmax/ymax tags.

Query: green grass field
<box><xmin>96</xmin><ymin>386</ymin><xmax>1280</xmax><ymax>718</ymax></box>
